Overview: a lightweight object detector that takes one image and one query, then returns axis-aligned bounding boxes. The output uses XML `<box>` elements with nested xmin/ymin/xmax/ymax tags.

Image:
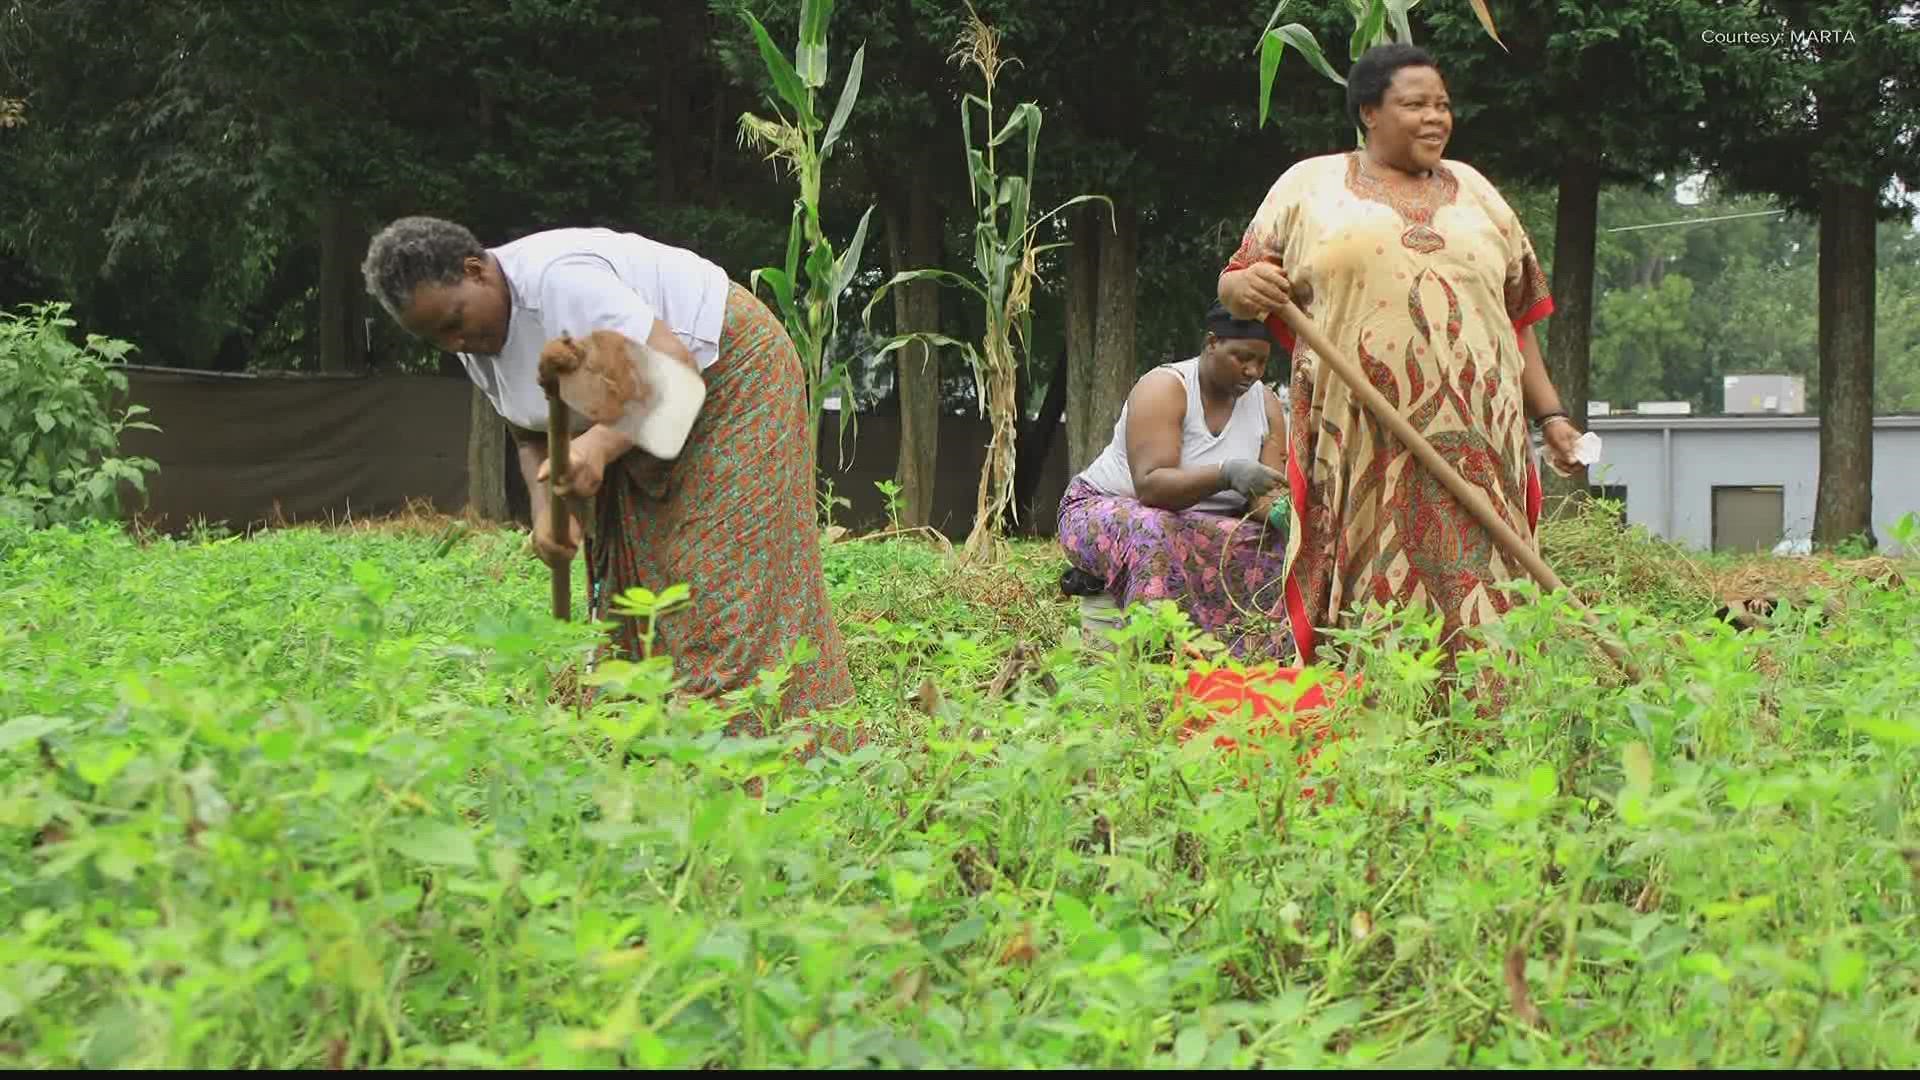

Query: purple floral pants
<box><xmin>1056</xmin><ymin>477</ymin><xmax>1295</xmax><ymax>662</ymax></box>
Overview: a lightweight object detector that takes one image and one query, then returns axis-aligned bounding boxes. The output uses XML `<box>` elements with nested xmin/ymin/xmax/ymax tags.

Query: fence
<box><xmin>113</xmin><ymin>367</ymin><xmax>1074</xmax><ymax>539</ymax></box>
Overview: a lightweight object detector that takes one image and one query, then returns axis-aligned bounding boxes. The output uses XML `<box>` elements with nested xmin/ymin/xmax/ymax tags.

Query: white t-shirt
<box><xmin>458</xmin><ymin>227</ymin><xmax>730</xmax><ymax>431</ymax></box>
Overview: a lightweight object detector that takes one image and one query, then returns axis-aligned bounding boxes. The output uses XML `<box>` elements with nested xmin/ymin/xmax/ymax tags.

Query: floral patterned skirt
<box><xmin>1056</xmin><ymin>477</ymin><xmax>1294</xmax><ymax>662</ymax></box>
<box><xmin>585</xmin><ymin>283</ymin><xmax>860</xmax><ymax>760</ymax></box>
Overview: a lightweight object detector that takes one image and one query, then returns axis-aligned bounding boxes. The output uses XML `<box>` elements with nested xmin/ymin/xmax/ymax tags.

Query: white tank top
<box><xmin>1077</xmin><ymin>356</ymin><xmax>1274</xmax><ymax>514</ymax></box>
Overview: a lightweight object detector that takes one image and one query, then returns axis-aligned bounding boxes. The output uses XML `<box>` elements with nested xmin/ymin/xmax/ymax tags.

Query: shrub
<box><xmin>0</xmin><ymin>302</ymin><xmax>160</xmax><ymax>527</ymax></box>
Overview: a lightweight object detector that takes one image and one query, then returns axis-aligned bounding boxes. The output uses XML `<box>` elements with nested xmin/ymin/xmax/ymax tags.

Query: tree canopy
<box><xmin>3</xmin><ymin>0</ymin><xmax>1917</xmax><ymax>534</ymax></box>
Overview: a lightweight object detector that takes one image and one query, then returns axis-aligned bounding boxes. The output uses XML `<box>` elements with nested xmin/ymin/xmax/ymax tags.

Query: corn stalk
<box><xmin>1255</xmin><ymin>0</ymin><xmax>1506</xmax><ymax>137</ymax></box>
<box><xmin>861</xmin><ymin>3</ymin><xmax>1111</xmax><ymax>562</ymax></box>
<box><xmin>737</xmin><ymin>0</ymin><xmax>872</xmax><ymax>462</ymax></box>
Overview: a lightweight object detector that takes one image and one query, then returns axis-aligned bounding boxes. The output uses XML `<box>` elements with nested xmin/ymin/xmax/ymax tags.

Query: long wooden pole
<box><xmin>1271</xmin><ymin>301</ymin><xmax>1644</xmax><ymax>682</ymax></box>
<box><xmin>545</xmin><ymin>390</ymin><xmax>572</xmax><ymax>622</ymax></box>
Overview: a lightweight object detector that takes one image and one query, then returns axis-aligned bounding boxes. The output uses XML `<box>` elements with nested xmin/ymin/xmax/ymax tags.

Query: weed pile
<box><xmin>1</xmin><ymin>507</ymin><xmax>1916</xmax><ymax>1068</ymax></box>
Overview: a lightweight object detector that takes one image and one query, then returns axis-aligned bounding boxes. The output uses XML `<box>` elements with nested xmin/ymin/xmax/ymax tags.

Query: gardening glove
<box><xmin>1219</xmin><ymin>458</ymin><xmax>1283</xmax><ymax>501</ymax></box>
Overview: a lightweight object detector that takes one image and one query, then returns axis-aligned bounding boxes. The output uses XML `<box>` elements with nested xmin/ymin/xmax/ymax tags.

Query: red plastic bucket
<box><xmin>1175</xmin><ymin>666</ymin><xmax>1362</xmax><ymax>802</ymax></box>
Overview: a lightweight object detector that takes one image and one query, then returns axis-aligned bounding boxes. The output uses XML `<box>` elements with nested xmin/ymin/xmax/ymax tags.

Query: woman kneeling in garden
<box><xmin>1057</xmin><ymin>303</ymin><xmax>1293</xmax><ymax>660</ymax></box>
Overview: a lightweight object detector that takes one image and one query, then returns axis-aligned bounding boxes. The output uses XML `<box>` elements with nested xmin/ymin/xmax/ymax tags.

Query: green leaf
<box><xmin>1528</xmin><ymin>763</ymin><xmax>1557</xmax><ymax>801</ymax></box>
<box><xmin>1824</xmin><ymin>946</ymin><xmax>1866</xmax><ymax>996</ymax></box>
<box><xmin>861</xmin><ymin>270</ymin><xmax>988</xmax><ymax>327</ymax></box>
<box><xmin>82</xmin><ymin>1002</ymin><xmax>140</xmax><ymax>1067</ymax></box>
<box><xmin>804</xmin><ymin>240</ymin><xmax>836</xmax><ymax>303</ymax></box>
<box><xmin>989</xmin><ymin>102</ymin><xmax>1038</xmax><ymax>148</ymax></box>
<box><xmin>959</xmin><ymin>94</ymin><xmax>998</xmax><ymax>204</ymax></box>
<box><xmin>783</xmin><ymin>202</ymin><xmax>805</xmax><ymax>285</ymax></box>
<box><xmin>939</xmin><ymin>916</ymin><xmax>987</xmax><ymax>953</ymax></box>
<box><xmin>390</xmin><ymin>821</ymin><xmax>479</xmax><ymax>869</ymax></box>
<box><xmin>1258</xmin><ymin>30</ymin><xmax>1286</xmax><ymax>128</ymax></box>
<box><xmin>259</xmin><ymin>728</ymin><xmax>298</xmax><ymax>764</ymax></box>
<box><xmin>995</xmin><ymin>174</ymin><xmax>1021</xmax><ymax>210</ymax></box>
<box><xmin>1622</xmin><ymin>740</ymin><xmax>1653</xmax><ymax>793</ymax></box>
<box><xmin>1681</xmin><ymin>950</ymin><xmax>1732</xmax><ymax>983</ymax></box>
<box><xmin>1259</xmin><ymin>0</ymin><xmax>1295</xmax><ymax>38</ymax></box>
<box><xmin>689</xmin><ymin>793</ymin><xmax>735</xmax><ymax>849</ymax></box>
<box><xmin>1849</xmin><ymin>717</ymin><xmax>1920</xmax><ymax>744</ymax></box>
<box><xmin>796</xmin><ymin>0</ymin><xmax>835</xmax><ymax>89</ymax></box>
<box><xmin>1384</xmin><ymin>0</ymin><xmax>1415</xmax><ymax>44</ymax></box>
<box><xmin>750</xmin><ymin>267</ymin><xmax>798</xmax><ymax>321</ymax></box>
<box><xmin>0</xmin><ymin>714</ymin><xmax>70</xmax><ymax>752</ymax></box>
<box><xmin>1174</xmin><ymin>1026</ymin><xmax>1209</xmax><ymax>1068</ymax></box>
<box><xmin>1053</xmin><ymin>891</ymin><xmax>1095</xmax><ymax>937</ymax></box>
<box><xmin>1031</xmin><ymin>193</ymin><xmax>1116</xmax><ymax>238</ymax></box>
<box><xmin>1272</xmin><ymin>24</ymin><xmax>1346</xmax><ymax>87</ymax></box>
<box><xmin>821</xmin><ymin>43</ymin><xmax>864</xmax><ymax>157</ymax></box>
<box><xmin>830</xmin><ymin>206</ymin><xmax>874</xmax><ymax>307</ymax></box>
<box><xmin>965</xmin><ymin>148</ymin><xmax>995</xmax><ymax>207</ymax></box>
<box><xmin>742</xmin><ymin>12</ymin><xmax>810</xmax><ymax>120</ymax></box>
<box><xmin>1352</xmin><ymin>0</ymin><xmax>1388</xmax><ymax>60</ymax></box>
<box><xmin>868</xmin><ymin>333</ymin><xmax>978</xmax><ymax>372</ymax></box>
<box><xmin>75</xmin><ymin>744</ymin><xmax>137</xmax><ymax>787</ymax></box>
<box><xmin>1020</xmin><ymin>102</ymin><xmax>1043</xmax><ymax>191</ymax></box>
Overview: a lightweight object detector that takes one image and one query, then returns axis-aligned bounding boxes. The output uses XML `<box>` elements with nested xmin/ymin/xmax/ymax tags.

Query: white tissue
<box><xmin>1573</xmin><ymin>431</ymin><xmax>1603</xmax><ymax>466</ymax></box>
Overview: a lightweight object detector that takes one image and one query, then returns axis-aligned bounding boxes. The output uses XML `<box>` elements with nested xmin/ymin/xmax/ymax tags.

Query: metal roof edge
<box><xmin>1587</xmin><ymin>415</ymin><xmax>1920</xmax><ymax>431</ymax></box>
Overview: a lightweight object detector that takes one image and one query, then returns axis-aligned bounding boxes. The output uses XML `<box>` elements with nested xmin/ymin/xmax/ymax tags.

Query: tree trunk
<box><xmin>885</xmin><ymin>158</ymin><xmax>944</xmax><ymax>529</ymax></box>
<box><xmin>1812</xmin><ymin>180</ymin><xmax>1876</xmax><ymax>548</ymax></box>
<box><xmin>316</xmin><ymin>199</ymin><xmax>366</xmax><ymax>373</ymax></box>
<box><xmin>654</xmin><ymin>3</ymin><xmax>693</xmax><ymax>203</ymax></box>
<box><xmin>709</xmin><ymin>84</ymin><xmax>726</xmax><ymax>204</ymax></box>
<box><xmin>465</xmin><ymin>386</ymin><xmax>509</xmax><ymax>521</ymax></box>
<box><xmin>1542</xmin><ymin>157</ymin><xmax>1600</xmax><ymax>511</ymax></box>
<box><xmin>1013</xmin><ymin>344</ymin><xmax>1070</xmax><ymax>527</ymax></box>
<box><xmin>1064</xmin><ymin>204</ymin><xmax>1101</xmax><ymax>473</ymax></box>
<box><xmin>1088</xmin><ymin>202</ymin><xmax>1139</xmax><ymax>470</ymax></box>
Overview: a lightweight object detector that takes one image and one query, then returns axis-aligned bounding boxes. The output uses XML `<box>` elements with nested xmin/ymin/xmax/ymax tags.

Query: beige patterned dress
<box><xmin>1223</xmin><ymin>151</ymin><xmax>1553</xmax><ymax>671</ymax></box>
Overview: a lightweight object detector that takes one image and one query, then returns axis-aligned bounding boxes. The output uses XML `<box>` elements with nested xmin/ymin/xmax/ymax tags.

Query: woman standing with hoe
<box><xmin>361</xmin><ymin>216</ymin><xmax>858</xmax><ymax>757</ymax></box>
<box><xmin>1218</xmin><ymin>44</ymin><xmax>1584</xmax><ymax>696</ymax></box>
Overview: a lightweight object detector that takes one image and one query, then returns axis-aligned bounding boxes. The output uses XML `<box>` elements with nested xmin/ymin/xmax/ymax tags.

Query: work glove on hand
<box><xmin>1219</xmin><ymin>458</ymin><xmax>1283</xmax><ymax>501</ymax></box>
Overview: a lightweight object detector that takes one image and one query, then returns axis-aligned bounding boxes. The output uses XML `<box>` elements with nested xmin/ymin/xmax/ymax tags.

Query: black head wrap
<box><xmin>1204</xmin><ymin>301</ymin><xmax>1273</xmax><ymax>344</ymax></box>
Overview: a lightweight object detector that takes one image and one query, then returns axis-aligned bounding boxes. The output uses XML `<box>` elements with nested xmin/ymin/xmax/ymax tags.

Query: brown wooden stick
<box><xmin>1273</xmin><ymin>302</ymin><xmax>1644</xmax><ymax>682</ymax></box>
<box><xmin>546</xmin><ymin>390</ymin><xmax>572</xmax><ymax>622</ymax></box>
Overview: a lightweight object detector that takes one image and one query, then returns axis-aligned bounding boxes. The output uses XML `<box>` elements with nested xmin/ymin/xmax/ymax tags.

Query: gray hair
<box><xmin>361</xmin><ymin>216</ymin><xmax>486</xmax><ymax>319</ymax></box>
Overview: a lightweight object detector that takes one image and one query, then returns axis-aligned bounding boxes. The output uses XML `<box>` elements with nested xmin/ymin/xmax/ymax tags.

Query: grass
<box><xmin>1</xmin><ymin>501</ymin><xmax>1916</xmax><ymax>1068</ymax></box>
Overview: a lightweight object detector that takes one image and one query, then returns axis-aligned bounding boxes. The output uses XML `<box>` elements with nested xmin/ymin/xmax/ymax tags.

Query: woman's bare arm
<box><xmin>1127</xmin><ymin>372</ymin><xmax>1233</xmax><ymax>511</ymax></box>
<box><xmin>508</xmin><ymin>424</ymin><xmax>552</xmax><ymax>510</ymax></box>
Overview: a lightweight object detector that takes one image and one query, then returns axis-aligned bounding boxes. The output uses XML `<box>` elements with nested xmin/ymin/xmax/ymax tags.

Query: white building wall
<box><xmin>1572</xmin><ymin>417</ymin><xmax>1920</xmax><ymax>553</ymax></box>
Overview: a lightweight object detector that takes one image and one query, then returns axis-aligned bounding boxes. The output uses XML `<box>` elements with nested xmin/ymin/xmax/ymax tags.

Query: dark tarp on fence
<box><xmin>113</xmin><ymin>366</ymin><xmax>1073</xmax><ymax>539</ymax></box>
<box><xmin>115</xmin><ymin>366</ymin><xmax>471</xmax><ymax>532</ymax></box>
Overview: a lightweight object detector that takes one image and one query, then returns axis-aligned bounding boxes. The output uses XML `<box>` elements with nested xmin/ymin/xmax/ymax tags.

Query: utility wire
<box><xmin>1602</xmin><ymin>208</ymin><xmax>1789</xmax><ymax>234</ymax></box>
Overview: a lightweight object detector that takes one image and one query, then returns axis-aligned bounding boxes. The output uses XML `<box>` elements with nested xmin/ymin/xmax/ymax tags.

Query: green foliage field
<box><xmin>2</xmin><ymin>510</ymin><xmax>1916</xmax><ymax>1068</ymax></box>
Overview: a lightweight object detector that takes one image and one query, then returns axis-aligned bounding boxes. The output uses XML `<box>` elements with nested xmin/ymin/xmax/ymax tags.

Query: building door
<box><xmin>1712</xmin><ymin>485</ymin><xmax>1785</xmax><ymax>553</ymax></box>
